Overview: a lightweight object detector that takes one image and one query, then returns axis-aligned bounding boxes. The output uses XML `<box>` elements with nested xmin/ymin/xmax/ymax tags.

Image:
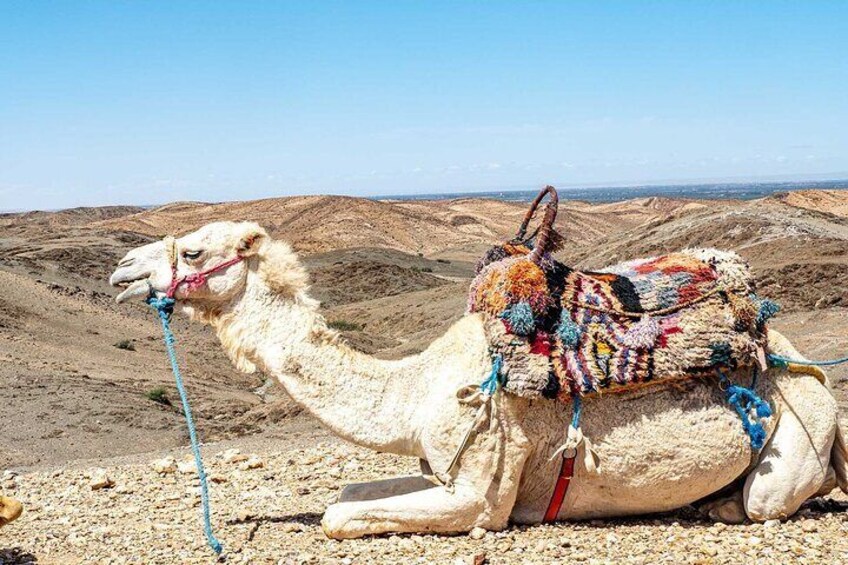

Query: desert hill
<box><xmin>2</xmin><ymin>189</ymin><xmax>848</xmax><ymax>469</ymax></box>
<box><xmin>95</xmin><ymin>195</ymin><xmax>501</xmax><ymax>255</ymax></box>
<box><xmin>93</xmin><ymin>194</ymin><xmax>701</xmax><ymax>256</ymax></box>
<box><xmin>773</xmin><ymin>189</ymin><xmax>848</xmax><ymax>218</ymax></box>
<box><xmin>572</xmin><ymin>194</ymin><xmax>848</xmax><ymax>312</ymax></box>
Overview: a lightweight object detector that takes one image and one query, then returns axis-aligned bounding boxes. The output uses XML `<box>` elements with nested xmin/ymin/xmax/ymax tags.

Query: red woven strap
<box><xmin>166</xmin><ymin>255</ymin><xmax>244</xmax><ymax>299</ymax></box>
<box><xmin>543</xmin><ymin>454</ymin><xmax>576</xmax><ymax>523</ymax></box>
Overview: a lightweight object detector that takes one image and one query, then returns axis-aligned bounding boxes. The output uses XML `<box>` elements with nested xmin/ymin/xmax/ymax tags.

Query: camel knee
<box><xmin>744</xmin><ymin>419</ymin><xmax>834</xmax><ymax>521</ymax></box>
<box><xmin>815</xmin><ymin>467</ymin><xmax>838</xmax><ymax>497</ymax></box>
<box><xmin>744</xmin><ymin>445</ymin><xmax>832</xmax><ymax>521</ymax></box>
<box><xmin>744</xmin><ymin>484</ymin><xmax>797</xmax><ymax>521</ymax></box>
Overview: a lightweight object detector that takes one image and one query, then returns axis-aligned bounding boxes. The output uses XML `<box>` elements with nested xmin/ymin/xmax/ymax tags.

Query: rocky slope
<box><xmin>2</xmin><ymin>189</ymin><xmax>848</xmax><ymax>563</ymax></box>
<box><xmin>3</xmin><ymin>430</ymin><xmax>848</xmax><ymax>564</ymax></box>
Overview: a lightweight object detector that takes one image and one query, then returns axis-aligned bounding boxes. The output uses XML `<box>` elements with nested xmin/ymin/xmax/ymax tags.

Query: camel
<box><xmin>0</xmin><ymin>496</ymin><xmax>22</xmax><ymax>529</ymax></box>
<box><xmin>110</xmin><ymin>220</ymin><xmax>848</xmax><ymax>539</ymax></box>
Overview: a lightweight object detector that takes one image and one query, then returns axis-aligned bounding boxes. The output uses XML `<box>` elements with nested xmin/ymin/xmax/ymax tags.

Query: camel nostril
<box><xmin>118</xmin><ymin>257</ymin><xmax>135</xmax><ymax>268</ymax></box>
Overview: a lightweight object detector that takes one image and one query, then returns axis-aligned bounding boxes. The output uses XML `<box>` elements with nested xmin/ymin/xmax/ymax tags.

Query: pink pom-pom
<box><xmin>622</xmin><ymin>316</ymin><xmax>661</xmax><ymax>350</ymax></box>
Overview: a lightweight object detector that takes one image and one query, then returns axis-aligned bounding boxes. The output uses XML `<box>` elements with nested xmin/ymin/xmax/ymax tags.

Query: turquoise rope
<box><xmin>571</xmin><ymin>395</ymin><xmax>582</xmax><ymax>429</ymax></box>
<box><xmin>480</xmin><ymin>355</ymin><xmax>503</xmax><ymax>396</ymax></box>
<box><xmin>147</xmin><ymin>296</ymin><xmax>223</xmax><ymax>555</ymax></box>
<box><xmin>768</xmin><ymin>352</ymin><xmax>848</xmax><ymax>368</ymax></box>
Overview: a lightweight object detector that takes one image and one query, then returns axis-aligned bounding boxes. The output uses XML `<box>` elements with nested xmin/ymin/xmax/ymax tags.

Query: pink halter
<box><xmin>163</xmin><ymin>236</ymin><xmax>245</xmax><ymax>299</ymax></box>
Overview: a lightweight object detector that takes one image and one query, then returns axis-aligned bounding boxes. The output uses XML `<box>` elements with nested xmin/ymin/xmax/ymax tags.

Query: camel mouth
<box><xmin>115</xmin><ymin>279</ymin><xmax>151</xmax><ymax>303</ymax></box>
<box><xmin>111</xmin><ymin>272</ymin><xmax>153</xmax><ymax>303</ymax></box>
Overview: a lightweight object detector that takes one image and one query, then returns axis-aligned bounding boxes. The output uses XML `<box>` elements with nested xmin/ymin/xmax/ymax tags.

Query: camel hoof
<box><xmin>699</xmin><ymin>494</ymin><xmax>747</xmax><ymax>524</ymax></box>
<box><xmin>0</xmin><ymin>496</ymin><xmax>23</xmax><ymax>527</ymax></box>
<box><xmin>321</xmin><ymin>503</ymin><xmax>358</xmax><ymax>540</ymax></box>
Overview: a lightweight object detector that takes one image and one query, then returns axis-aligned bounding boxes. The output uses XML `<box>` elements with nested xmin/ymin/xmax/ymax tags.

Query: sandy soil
<box><xmin>4</xmin><ymin>425</ymin><xmax>848</xmax><ymax>564</ymax></box>
<box><xmin>1</xmin><ymin>189</ymin><xmax>848</xmax><ymax>563</ymax></box>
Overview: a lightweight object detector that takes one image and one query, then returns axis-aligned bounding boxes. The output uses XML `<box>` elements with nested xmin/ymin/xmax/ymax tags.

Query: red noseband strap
<box><xmin>166</xmin><ymin>256</ymin><xmax>245</xmax><ymax>299</ymax></box>
<box><xmin>164</xmin><ymin>237</ymin><xmax>245</xmax><ymax>299</ymax></box>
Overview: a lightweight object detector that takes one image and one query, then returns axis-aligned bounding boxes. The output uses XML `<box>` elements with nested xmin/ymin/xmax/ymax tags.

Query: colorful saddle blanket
<box><xmin>468</xmin><ymin>245</ymin><xmax>776</xmax><ymax>400</ymax></box>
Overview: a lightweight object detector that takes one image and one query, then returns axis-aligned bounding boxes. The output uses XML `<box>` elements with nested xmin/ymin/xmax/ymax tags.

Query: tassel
<box><xmin>756</xmin><ymin>399</ymin><xmax>773</xmax><ymax>418</ymax></box>
<box><xmin>717</xmin><ymin>369</ymin><xmax>772</xmax><ymax>450</ymax></box>
<box><xmin>557</xmin><ymin>312</ymin><xmax>582</xmax><ymax>348</ymax></box>
<box><xmin>480</xmin><ymin>355</ymin><xmax>503</xmax><ymax>397</ymax></box>
<box><xmin>749</xmin><ymin>424</ymin><xmax>767</xmax><ymax>450</ymax></box>
<box><xmin>752</xmin><ymin>295</ymin><xmax>780</xmax><ymax>327</ymax></box>
<box><xmin>501</xmin><ymin>302</ymin><xmax>535</xmax><ymax>336</ymax></box>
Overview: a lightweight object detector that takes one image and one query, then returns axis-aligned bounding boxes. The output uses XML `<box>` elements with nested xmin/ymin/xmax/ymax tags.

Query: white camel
<box><xmin>110</xmin><ymin>221</ymin><xmax>848</xmax><ymax>539</ymax></box>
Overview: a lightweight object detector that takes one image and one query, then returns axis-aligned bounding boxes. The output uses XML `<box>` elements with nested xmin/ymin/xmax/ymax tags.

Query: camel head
<box><xmin>109</xmin><ymin>221</ymin><xmax>309</xmax><ymax>315</ymax></box>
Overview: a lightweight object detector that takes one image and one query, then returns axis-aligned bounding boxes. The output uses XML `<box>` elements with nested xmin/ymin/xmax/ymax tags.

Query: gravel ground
<box><xmin>3</xmin><ymin>436</ymin><xmax>848</xmax><ymax>565</ymax></box>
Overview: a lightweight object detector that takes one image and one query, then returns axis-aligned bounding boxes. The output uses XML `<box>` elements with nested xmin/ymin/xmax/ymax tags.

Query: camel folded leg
<box><xmin>322</xmin><ymin>483</ymin><xmax>488</xmax><ymax>539</ymax></box>
<box><xmin>338</xmin><ymin>475</ymin><xmax>436</xmax><ymax>503</ymax></box>
<box><xmin>743</xmin><ymin>378</ymin><xmax>837</xmax><ymax>521</ymax></box>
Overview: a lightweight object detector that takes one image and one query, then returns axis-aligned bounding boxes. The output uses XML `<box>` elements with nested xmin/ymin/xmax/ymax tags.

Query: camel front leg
<box><xmin>744</xmin><ymin>375</ymin><xmax>837</xmax><ymax>520</ymax></box>
<box><xmin>322</xmin><ymin>387</ymin><xmax>532</xmax><ymax>539</ymax></box>
<box><xmin>338</xmin><ymin>475</ymin><xmax>436</xmax><ymax>503</ymax></box>
<box><xmin>322</xmin><ymin>483</ymin><xmax>488</xmax><ymax>539</ymax></box>
<box><xmin>323</xmin><ymin>414</ymin><xmax>530</xmax><ymax>537</ymax></box>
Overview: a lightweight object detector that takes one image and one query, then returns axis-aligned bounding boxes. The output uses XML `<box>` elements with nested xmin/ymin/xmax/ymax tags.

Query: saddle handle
<box><xmin>514</xmin><ymin>185</ymin><xmax>559</xmax><ymax>264</ymax></box>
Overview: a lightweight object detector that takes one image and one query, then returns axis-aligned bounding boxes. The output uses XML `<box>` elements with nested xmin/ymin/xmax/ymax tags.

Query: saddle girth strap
<box><xmin>543</xmin><ymin>453</ymin><xmax>576</xmax><ymax>523</ymax></box>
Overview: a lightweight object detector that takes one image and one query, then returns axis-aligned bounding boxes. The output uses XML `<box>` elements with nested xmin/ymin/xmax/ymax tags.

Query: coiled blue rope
<box><xmin>717</xmin><ymin>369</ymin><xmax>772</xmax><ymax>450</ymax></box>
<box><xmin>147</xmin><ymin>296</ymin><xmax>223</xmax><ymax>555</ymax></box>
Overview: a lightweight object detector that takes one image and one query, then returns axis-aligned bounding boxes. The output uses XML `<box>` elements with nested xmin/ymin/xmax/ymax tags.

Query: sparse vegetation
<box><xmin>412</xmin><ymin>266</ymin><xmax>434</xmax><ymax>273</ymax></box>
<box><xmin>436</xmin><ymin>258</ymin><xmax>451</xmax><ymax>264</ymax></box>
<box><xmin>328</xmin><ymin>320</ymin><xmax>364</xmax><ymax>332</ymax></box>
<box><xmin>114</xmin><ymin>339</ymin><xmax>135</xmax><ymax>351</ymax></box>
<box><xmin>145</xmin><ymin>386</ymin><xmax>170</xmax><ymax>405</ymax></box>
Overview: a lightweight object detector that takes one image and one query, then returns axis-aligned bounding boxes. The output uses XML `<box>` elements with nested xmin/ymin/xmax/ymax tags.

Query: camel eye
<box><xmin>182</xmin><ymin>250</ymin><xmax>203</xmax><ymax>261</ymax></box>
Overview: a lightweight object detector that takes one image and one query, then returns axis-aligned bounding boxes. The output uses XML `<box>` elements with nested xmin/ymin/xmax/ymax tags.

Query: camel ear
<box><xmin>237</xmin><ymin>224</ymin><xmax>268</xmax><ymax>257</ymax></box>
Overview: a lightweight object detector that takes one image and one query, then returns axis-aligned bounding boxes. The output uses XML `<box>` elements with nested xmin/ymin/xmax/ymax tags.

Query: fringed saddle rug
<box><xmin>468</xmin><ymin>244</ymin><xmax>778</xmax><ymax>400</ymax></box>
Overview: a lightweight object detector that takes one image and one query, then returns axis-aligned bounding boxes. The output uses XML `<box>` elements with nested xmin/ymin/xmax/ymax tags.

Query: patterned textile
<box><xmin>468</xmin><ymin>245</ymin><xmax>773</xmax><ymax>400</ymax></box>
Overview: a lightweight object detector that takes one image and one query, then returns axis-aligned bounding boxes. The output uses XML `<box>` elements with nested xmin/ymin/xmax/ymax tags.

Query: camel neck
<box><xmin>211</xmin><ymin>274</ymin><xmax>424</xmax><ymax>456</ymax></box>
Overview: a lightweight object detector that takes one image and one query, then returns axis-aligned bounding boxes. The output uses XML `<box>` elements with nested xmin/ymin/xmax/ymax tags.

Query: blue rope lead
<box><xmin>480</xmin><ymin>355</ymin><xmax>503</xmax><ymax>396</ymax></box>
<box><xmin>717</xmin><ymin>369</ymin><xmax>772</xmax><ymax>450</ymax></box>
<box><xmin>768</xmin><ymin>352</ymin><xmax>848</xmax><ymax>368</ymax></box>
<box><xmin>147</xmin><ymin>296</ymin><xmax>223</xmax><ymax>555</ymax></box>
<box><xmin>571</xmin><ymin>395</ymin><xmax>582</xmax><ymax>429</ymax></box>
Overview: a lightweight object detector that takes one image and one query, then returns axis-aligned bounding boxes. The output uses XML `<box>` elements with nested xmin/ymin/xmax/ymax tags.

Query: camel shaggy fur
<box><xmin>110</xmin><ymin>221</ymin><xmax>848</xmax><ymax>539</ymax></box>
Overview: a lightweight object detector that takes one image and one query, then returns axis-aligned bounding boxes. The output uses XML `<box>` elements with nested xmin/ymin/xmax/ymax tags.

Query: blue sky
<box><xmin>1</xmin><ymin>1</ymin><xmax>846</xmax><ymax>210</ymax></box>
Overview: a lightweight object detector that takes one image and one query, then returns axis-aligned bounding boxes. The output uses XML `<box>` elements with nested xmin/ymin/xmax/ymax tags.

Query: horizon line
<box><xmin>4</xmin><ymin>175</ymin><xmax>848</xmax><ymax>214</ymax></box>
